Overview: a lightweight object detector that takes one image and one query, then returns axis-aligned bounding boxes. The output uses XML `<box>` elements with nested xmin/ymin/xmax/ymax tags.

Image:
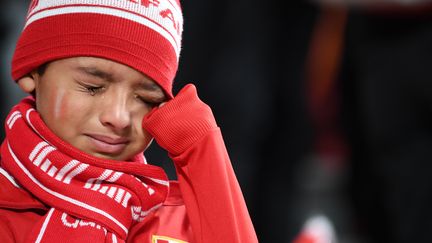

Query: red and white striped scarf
<box><xmin>1</xmin><ymin>97</ymin><xmax>169</xmax><ymax>242</ymax></box>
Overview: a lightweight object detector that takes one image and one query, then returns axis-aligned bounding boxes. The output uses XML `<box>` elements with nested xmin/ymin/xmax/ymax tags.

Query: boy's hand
<box><xmin>142</xmin><ymin>84</ymin><xmax>218</xmax><ymax>157</ymax></box>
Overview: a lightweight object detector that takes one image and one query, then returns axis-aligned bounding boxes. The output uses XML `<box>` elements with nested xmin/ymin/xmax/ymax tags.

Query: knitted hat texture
<box><xmin>12</xmin><ymin>0</ymin><xmax>183</xmax><ymax>97</ymax></box>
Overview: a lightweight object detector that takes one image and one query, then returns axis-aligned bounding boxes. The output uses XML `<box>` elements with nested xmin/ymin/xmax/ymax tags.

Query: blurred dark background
<box><xmin>2</xmin><ymin>1</ymin><xmax>432</xmax><ymax>242</ymax></box>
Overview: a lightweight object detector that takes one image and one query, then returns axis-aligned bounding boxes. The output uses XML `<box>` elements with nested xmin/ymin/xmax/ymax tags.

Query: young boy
<box><xmin>0</xmin><ymin>0</ymin><xmax>258</xmax><ymax>242</ymax></box>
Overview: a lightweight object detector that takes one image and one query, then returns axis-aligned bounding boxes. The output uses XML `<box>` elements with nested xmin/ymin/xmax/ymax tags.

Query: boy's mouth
<box><xmin>85</xmin><ymin>134</ymin><xmax>129</xmax><ymax>155</ymax></box>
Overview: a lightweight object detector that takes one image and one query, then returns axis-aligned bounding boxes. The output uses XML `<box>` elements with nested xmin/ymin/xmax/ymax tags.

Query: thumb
<box><xmin>174</xmin><ymin>83</ymin><xmax>198</xmax><ymax>98</ymax></box>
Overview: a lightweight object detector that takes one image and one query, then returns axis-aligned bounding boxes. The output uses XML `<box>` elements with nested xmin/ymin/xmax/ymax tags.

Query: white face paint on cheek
<box><xmin>53</xmin><ymin>89</ymin><xmax>66</xmax><ymax>119</ymax></box>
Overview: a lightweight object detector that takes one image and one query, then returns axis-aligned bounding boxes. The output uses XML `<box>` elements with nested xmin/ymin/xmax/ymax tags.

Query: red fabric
<box><xmin>1</xmin><ymin>98</ymin><xmax>169</xmax><ymax>242</ymax></box>
<box><xmin>144</xmin><ymin>84</ymin><xmax>258</xmax><ymax>242</ymax></box>
<box><xmin>127</xmin><ymin>181</ymin><xmax>193</xmax><ymax>242</ymax></box>
<box><xmin>0</xmin><ymin>170</ymin><xmax>46</xmax><ymax>243</ymax></box>
<box><xmin>293</xmin><ymin>234</ymin><xmax>317</xmax><ymax>243</ymax></box>
<box><xmin>0</xmin><ymin>84</ymin><xmax>258</xmax><ymax>242</ymax></box>
<box><xmin>0</xmin><ymin>175</ymin><xmax>192</xmax><ymax>243</ymax></box>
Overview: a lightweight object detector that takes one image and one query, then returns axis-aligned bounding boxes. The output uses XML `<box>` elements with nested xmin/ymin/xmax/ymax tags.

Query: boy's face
<box><xmin>31</xmin><ymin>57</ymin><xmax>166</xmax><ymax>161</ymax></box>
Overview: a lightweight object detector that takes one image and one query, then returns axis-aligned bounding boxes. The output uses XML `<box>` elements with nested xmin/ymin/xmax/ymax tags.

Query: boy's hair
<box><xmin>12</xmin><ymin>0</ymin><xmax>183</xmax><ymax>98</ymax></box>
<box><xmin>37</xmin><ymin>63</ymin><xmax>48</xmax><ymax>76</ymax></box>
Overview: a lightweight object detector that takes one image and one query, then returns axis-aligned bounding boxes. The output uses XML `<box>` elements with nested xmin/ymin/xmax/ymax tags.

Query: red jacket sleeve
<box><xmin>143</xmin><ymin>84</ymin><xmax>258</xmax><ymax>243</ymax></box>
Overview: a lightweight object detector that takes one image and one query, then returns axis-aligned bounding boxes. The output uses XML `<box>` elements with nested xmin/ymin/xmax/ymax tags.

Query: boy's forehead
<box><xmin>59</xmin><ymin>57</ymin><xmax>149</xmax><ymax>77</ymax></box>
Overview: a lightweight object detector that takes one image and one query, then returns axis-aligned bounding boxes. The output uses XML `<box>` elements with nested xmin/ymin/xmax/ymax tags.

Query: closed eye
<box><xmin>86</xmin><ymin>86</ymin><xmax>104</xmax><ymax>95</ymax></box>
<box><xmin>76</xmin><ymin>80</ymin><xmax>105</xmax><ymax>95</ymax></box>
<box><xmin>134</xmin><ymin>94</ymin><xmax>161</xmax><ymax>107</ymax></box>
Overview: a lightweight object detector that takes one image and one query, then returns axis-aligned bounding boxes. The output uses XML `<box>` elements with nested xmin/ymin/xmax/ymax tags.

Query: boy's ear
<box><xmin>17</xmin><ymin>73</ymin><xmax>37</xmax><ymax>94</ymax></box>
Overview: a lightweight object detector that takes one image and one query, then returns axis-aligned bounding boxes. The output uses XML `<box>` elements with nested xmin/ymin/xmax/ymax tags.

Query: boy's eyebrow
<box><xmin>76</xmin><ymin>66</ymin><xmax>113</xmax><ymax>81</ymax></box>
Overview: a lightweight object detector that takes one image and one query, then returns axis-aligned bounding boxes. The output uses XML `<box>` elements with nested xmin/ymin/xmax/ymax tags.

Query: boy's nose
<box><xmin>99</xmin><ymin>94</ymin><xmax>131</xmax><ymax>131</ymax></box>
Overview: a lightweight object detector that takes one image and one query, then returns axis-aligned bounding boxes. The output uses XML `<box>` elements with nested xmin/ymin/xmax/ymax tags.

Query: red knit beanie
<box><xmin>12</xmin><ymin>0</ymin><xmax>183</xmax><ymax>98</ymax></box>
